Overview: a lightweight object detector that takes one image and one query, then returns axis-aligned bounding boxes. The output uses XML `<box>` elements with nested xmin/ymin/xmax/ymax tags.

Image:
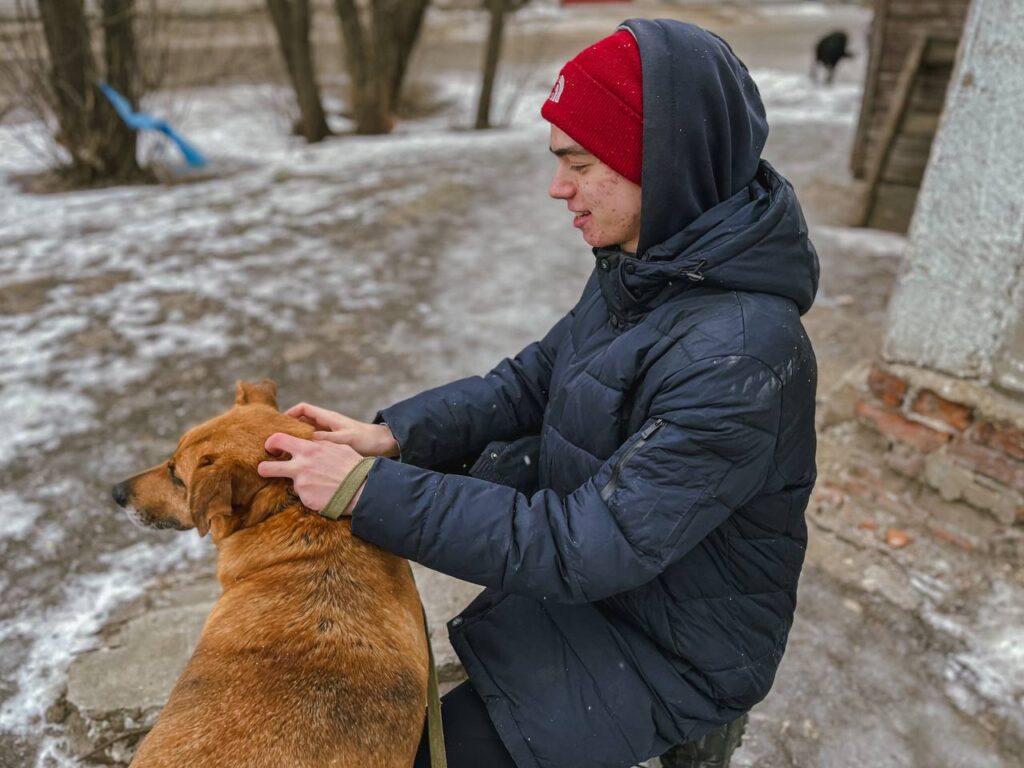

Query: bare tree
<box><xmin>475</xmin><ymin>0</ymin><xmax>528</xmax><ymax>130</ymax></box>
<box><xmin>333</xmin><ymin>0</ymin><xmax>430</xmax><ymax>135</ymax></box>
<box><xmin>265</xmin><ymin>0</ymin><xmax>330</xmax><ymax>142</ymax></box>
<box><xmin>34</xmin><ymin>0</ymin><xmax>150</xmax><ymax>185</ymax></box>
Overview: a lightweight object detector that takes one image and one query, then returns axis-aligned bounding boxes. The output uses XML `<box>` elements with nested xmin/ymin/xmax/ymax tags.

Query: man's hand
<box><xmin>285</xmin><ymin>403</ymin><xmax>399</xmax><ymax>458</ymax></box>
<box><xmin>257</xmin><ymin>433</ymin><xmax>366</xmax><ymax>513</ymax></box>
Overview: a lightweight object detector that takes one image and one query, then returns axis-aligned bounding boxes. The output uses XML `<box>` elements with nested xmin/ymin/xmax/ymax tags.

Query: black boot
<box><xmin>658</xmin><ymin>713</ymin><xmax>748</xmax><ymax>768</ymax></box>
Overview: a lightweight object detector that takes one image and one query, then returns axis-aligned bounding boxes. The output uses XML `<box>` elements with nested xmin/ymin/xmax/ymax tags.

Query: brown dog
<box><xmin>111</xmin><ymin>380</ymin><xmax>428</xmax><ymax>768</ymax></box>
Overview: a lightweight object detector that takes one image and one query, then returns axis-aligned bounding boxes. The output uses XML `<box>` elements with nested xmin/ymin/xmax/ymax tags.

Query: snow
<box><xmin>924</xmin><ymin>580</ymin><xmax>1024</xmax><ymax>730</ymax></box>
<box><xmin>0</xmin><ymin>533</ymin><xmax>209</xmax><ymax>736</ymax></box>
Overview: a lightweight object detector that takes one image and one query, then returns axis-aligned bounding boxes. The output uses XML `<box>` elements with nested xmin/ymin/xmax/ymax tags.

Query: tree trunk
<box><xmin>334</xmin><ymin>0</ymin><xmax>386</xmax><ymax>134</ymax></box>
<box><xmin>384</xmin><ymin>0</ymin><xmax>429</xmax><ymax>110</ymax></box>
<box><xmin>37</xmin><ymin>0</ymin><xmax>148</xmax><ymax>185</ymax></box>
<box><xmin>475</xmin><ymin>0</ymin><xmax>507</xmax><ymax>129</ymax></box>
<box><xmin>334</xmin><ymin>0</ymin><xmax>429</xmax><ymax>135</ymax></box>
<box><xmin>99</xmin><ymin>0</ymin><xmax>146</xmax><ymax>180</ymax></box>
<box><xmin>266</xmin><ymin>0</ymin><xmax>331</xmax><ymax>142</ymax></box>
<box><xmin>37</xmin><ymin>0</ymin><xmax>97</xmax><ymax>172</ymax></box>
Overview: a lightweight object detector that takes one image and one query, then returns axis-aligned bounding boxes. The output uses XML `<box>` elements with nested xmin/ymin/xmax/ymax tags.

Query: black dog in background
<box><xmin>812</xmin><ymin>30</ymin><xmax>853</xmax><ymax>84</ymax></box>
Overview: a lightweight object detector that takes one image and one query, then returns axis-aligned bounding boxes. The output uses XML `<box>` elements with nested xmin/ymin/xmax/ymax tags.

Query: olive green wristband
<box><xmin>320</xmin><ymin>457</ymin><xmax>377</xmax><ymax>520</ymax></box>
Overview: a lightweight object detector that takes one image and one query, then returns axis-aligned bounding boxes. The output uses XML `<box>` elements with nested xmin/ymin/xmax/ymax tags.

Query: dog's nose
<box><xmin>111</xmin><ymin>482</ymin><xmax>130</xmax><ymax>508</ymax></box>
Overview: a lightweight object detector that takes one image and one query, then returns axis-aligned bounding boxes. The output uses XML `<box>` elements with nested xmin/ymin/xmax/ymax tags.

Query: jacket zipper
<box><xmin>600</xmin><ymin>418</ymin><xmax>666</xmax><ymax>502</ymax></box>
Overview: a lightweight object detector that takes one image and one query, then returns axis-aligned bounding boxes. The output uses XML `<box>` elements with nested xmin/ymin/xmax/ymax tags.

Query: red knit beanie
<box><xmin>541</xmin><ymin>29</ymin><xmax>643</xmax><ymax>185</ymax></box>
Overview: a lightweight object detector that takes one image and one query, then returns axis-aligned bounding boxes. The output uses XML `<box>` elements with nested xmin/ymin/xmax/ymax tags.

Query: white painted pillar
<box><xmin>883</xmin><ymin>0</ymin><xmax>1024</xmax><ymax>393</ymax></box>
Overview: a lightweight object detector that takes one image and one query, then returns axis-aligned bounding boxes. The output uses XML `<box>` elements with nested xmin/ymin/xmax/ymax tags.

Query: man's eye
<box><xmin>570</xmin><ymin>164</ymin><xmax>589</xmax><ymax>172</ymax></box>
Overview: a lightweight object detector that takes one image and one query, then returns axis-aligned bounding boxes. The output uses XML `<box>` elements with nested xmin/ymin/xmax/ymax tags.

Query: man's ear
<box><xmin>234</xmin><ymin>379</ymin><xmax>278</xmax><ymax>409</ymax></box>
<box><xmin>187</xmin><ymin>460</ymin><xmax>236</xmax><ymax>538</ymax></box>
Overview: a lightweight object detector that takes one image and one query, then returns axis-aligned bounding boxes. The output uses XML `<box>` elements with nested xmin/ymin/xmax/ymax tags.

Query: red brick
<box><xmin>949</xmin><ymin>439</ymin><xmax>1024</xmax><ymax>493</ymax></box>
<box><xmin>855</xmin><ymin>399</ymin><xmax>952</xmax><ymax>453</ymax></box>
<box><xmin>967</xmin><ymin>420</ymin><xmax>1024</xmax><ymax>462</ymax></box>
<box><xmin>867</xmin><ymin>364</ymin><xmax>909</xmax><ymax>408</ymax></box>
<box><xmin>885</xmin><ymin>528</ymin><xmax>911</xmax><ymax>548</ymax></box>
<box><xmin>910</xmin><ymin>389</ymin><xmax>973</xmax><ymax>431</ymax></box>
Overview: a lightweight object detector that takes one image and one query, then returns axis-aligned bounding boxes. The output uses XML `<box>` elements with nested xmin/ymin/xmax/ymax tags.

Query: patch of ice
<box><xmin>813</xmin><ymin>224</ymin><xmax>908</xmax><ymax>260</ymax></box>
<box><xmin>0</xmin><ymin>532</ymin><xmax>210</xmax><ymax>735</ymax></box>
<box><xmin>752</xmin><ymin>69</ymin><xmax>861</xmax><ymax>126</ymax></box>
<box><xmin>949</xmin><ymin>581</ymin><xmax>1024</xmax><ymax>705</ymax></box>
<box><xmin>0</xmin><ymin>492</ymin><xmax>45</xmax><ymax>539</ymax></box>
<box><xmin>0</xmin><ymin>383</ymin><xmax>100</xmax><ymax>468</ymax></box>
<box><xmin>924</xmin><ymin>579</ymin><xmax>1024</xmax><ymax>722</ymax></box>
<box><xmin>908</xmin><ymin>569</ymin><xmax>952</xmax><ymax>603</ymax></box>
<box><xmin>755</xmin><ymin>1</ymin><xmax>833</xmax><ymax>17</ymax></box>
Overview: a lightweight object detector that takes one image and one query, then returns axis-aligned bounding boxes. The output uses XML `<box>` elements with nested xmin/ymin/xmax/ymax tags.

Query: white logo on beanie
<box><xmin>549</xmin><ymin>75</ymin><xmax>565</xmax><ymax>103</ymax></box>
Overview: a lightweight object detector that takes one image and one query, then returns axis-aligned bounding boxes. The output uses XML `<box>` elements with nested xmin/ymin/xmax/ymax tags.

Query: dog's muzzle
<box><xmin>111</xmin><ymin>481</ymin><xmax>131</xmax><ymax>508</ymax></box>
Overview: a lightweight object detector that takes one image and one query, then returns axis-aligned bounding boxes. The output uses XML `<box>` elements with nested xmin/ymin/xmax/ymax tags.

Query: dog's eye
<box><xmin>198</xmin><ymin>456</ymin><xmax>214</xmax><ymax>468</ymax></box>
<box><xmin>168</xmin><ymin>463</ymin><xmax>186</xmax><ymax>489</ymax></box>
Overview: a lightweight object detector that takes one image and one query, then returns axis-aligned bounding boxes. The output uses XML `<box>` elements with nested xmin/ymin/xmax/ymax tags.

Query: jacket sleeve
<box><xmin>352</xmin><ymin>354</ymin><xmax>783</xmax><ymax>604</ymax></box>
<box><xmin>374</xmin><ymin>309</ymin><xmax>572</xmax><ymax>469</ymax></box>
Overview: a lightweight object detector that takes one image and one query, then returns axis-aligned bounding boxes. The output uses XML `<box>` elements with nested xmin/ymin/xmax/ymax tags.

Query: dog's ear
<box><xmin>234</xmin><ymin>379</ymin><xmax>278</xmax><ymax>409</ymax></box>
<box><xmin>188</xmin><ymin>459</ymin><xmax>237</xmax><ymax>538</ymax></box>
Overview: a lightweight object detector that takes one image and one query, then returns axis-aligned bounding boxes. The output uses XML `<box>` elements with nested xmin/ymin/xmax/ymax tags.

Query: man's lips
<box><xmin>571</xmin><ymin>210</ymin><xmax>591</xmax><ymax>229</ymax></box>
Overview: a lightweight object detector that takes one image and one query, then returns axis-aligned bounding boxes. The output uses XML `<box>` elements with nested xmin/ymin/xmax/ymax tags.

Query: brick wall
<box><xmin>853</xmin><ymin>363</ymin><xmax>1024</xmax><ymax>526</ymax></box>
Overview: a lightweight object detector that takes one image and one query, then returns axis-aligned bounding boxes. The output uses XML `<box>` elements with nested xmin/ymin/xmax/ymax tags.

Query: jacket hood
<box><xmin>622</xmin><ymin>18</ymin><xmax>769</xmax><ymax>256</ymax></box>
<box><xmin>591</xmin><ymin>19</ymin><xmax>818</xmax><ymax>317</ymax></box>
<box><xmin>594</xmin><ymin>161</ymin><xmax>820</xmax><ymax>317</ymax></box>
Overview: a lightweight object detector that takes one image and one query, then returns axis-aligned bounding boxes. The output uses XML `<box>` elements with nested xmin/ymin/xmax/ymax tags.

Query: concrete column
<box><xmin>883</xmin><ymin>0</ymin><xmax>1024</xmax><ymax>392</ymax></box>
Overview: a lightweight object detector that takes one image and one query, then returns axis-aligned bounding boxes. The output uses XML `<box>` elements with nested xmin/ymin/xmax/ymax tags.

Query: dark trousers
<box><xmin>413</xmin><ymin>680</ymin><xmax>747</xmax><ymax>768</ymax></box>
<box><xmin>413</xmin><ymin>681</ymin><xmax>517</xmax><ymax>768</ymax></box>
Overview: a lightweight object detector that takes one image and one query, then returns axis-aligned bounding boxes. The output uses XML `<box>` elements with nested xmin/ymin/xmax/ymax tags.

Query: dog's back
<box><xmin>131</xmin><ymin>510</ymin><xmax>428</xmax><ymax>768</ymax></box>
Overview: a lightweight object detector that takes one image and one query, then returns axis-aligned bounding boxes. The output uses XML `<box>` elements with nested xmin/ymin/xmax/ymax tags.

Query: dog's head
<box><xmin>112</xmin><ymin>379</ymin><xmax>312</xmax><ymax>543</ymax></box>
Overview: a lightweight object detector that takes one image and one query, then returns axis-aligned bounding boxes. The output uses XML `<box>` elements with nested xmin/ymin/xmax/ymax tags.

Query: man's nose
<box><xmin>549</xmin><ymin>170</ymin><xmax>575</xmax><ymax>200</ymax></box>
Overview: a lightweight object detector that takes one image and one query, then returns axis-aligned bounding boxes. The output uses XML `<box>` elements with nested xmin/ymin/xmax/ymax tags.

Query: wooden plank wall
<box><xmin>851</xmin><ymin>0</ymin><xmax>971</xmax><ymax>231</ymax></box>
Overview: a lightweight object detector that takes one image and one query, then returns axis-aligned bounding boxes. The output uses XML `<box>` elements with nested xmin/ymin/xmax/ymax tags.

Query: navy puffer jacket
<box><xmin>351</xmin><ymin>19</ymin><xmax>818</xmax><ymax>768</ymax></box>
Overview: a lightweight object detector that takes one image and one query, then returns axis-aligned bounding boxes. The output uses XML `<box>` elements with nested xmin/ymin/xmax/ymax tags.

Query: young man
<box><xmin>258</xmin><ymin>19</ymin><xmax>818</xmax><ymax>768</ymax></box>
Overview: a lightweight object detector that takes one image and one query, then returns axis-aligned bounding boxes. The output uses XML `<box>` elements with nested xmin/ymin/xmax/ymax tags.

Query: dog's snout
<box><xmin>112</xmin><ymin>481</ymin><xmax>131</xmax><ymax>508</ymax></box>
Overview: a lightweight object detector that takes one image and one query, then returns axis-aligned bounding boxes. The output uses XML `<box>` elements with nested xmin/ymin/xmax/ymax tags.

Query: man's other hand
<box><xmin>284</xmin><ymin>402</ymin><xmax>399</xmax><ymax>458</ymax></box>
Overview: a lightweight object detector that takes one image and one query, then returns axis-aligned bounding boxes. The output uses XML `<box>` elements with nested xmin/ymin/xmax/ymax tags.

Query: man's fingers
<box><xmin>285</xmin><ymin>403</ymin><xmax>342</xmax><ymax>430</ymax></box>
<box><xmin>257</xmin><ymin>459</ymin><xmax>294</xmax><ymax>479</ymax></box>
<box><xmin>312</xmin><ymin>430</ymin><xmax>349</xmax><ymax>444</ymax></box>
<box><xmin>264</xmin><ymin>432</ymin><xmax>307</xmax><ymax>456</ymax></box>
<box><xmin>258</xmin><ymin>432</ymin><xmax>307</xmax><ymax>479</ymax></box>
<box><xmin>284</xmin><ymin>402</ymin><xmax>310</xmax><ymax>418</ymax></box>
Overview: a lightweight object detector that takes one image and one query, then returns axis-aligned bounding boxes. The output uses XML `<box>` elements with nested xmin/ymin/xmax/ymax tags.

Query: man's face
<box><xmin>548</xmin><ymin>125</ymin><xmax>642</xmax><ymax>254</ymax></box>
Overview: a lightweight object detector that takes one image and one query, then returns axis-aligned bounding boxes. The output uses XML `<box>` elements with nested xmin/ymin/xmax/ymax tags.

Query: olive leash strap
<box><xmin>319</xmin><ymin>458</ymin><xmax>448</xmax><ymax>768</ymax></box>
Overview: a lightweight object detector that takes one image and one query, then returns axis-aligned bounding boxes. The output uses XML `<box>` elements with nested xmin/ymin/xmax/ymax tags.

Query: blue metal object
<box><xmin>98</xmin><ymin>81</ymin><xmax>208</xmax><ymax>168</ymax></box>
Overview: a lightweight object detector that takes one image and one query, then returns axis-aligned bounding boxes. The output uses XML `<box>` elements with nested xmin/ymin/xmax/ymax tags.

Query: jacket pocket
<box><xmin>469</xmin><ymin>434</ymin><xmax>541</xmax><ymax>494</ymax></box>
<box><xmin>600</xmin><ymin>418</ymin><xmax>665</xmax><ymax>502</ymax></box>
